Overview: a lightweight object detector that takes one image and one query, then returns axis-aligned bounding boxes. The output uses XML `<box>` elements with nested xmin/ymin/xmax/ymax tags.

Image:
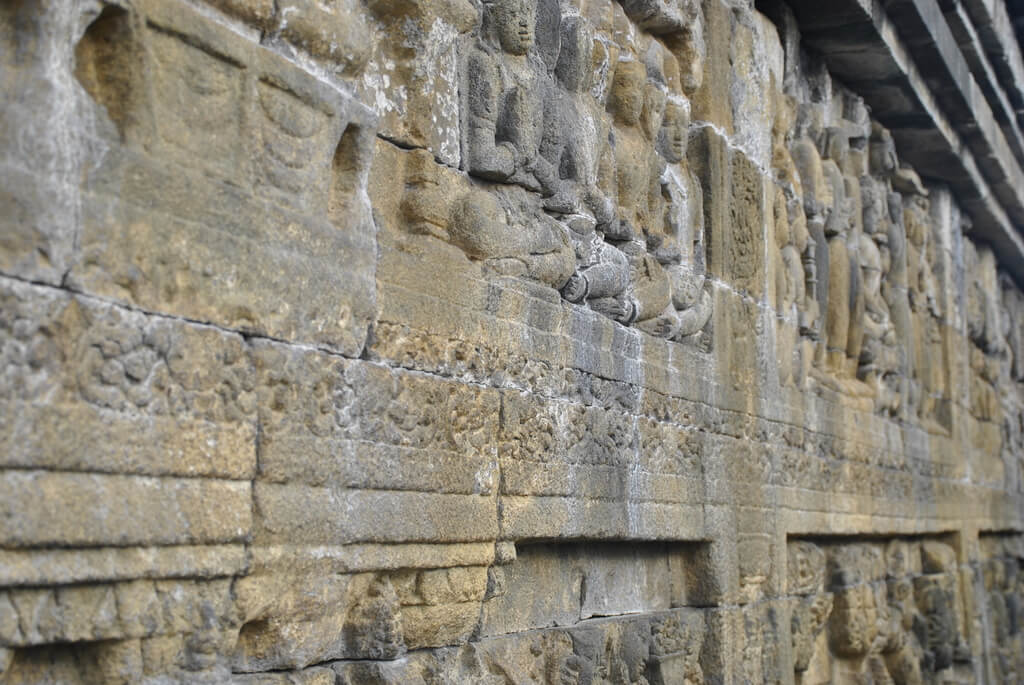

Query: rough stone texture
<box><xmin>3</xmin><ymin>0</ymin><xmax>1024</xmax><ymax>683</ymax></box>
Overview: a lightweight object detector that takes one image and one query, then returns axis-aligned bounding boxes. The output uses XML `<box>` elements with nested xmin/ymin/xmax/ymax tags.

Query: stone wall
<box><xmin>2</xmin><ymin>0</ymin><xmax>1024</xmax><ymax>682</ymax></box>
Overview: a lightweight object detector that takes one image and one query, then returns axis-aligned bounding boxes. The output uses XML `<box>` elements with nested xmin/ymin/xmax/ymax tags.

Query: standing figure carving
<box><xmin>790</xmin><ymin>104</ymin><xmax>831</xmax><ymax>368</ymax></box>
<box><xmin>903</xmin><ymin>192</ymin><xmax>946</xmax><ymax>432</ymax></box>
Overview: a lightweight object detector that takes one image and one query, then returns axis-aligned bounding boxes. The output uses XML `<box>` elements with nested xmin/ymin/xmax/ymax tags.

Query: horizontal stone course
<box><xmin>0</xmin><ymin>470</ymin><xmax>252</xmax><ymax>548</ymax></box>
<box><xmin>2</xmin><ymin>0</ymin><xmax>1024</xmax><ymax>681</ymax></box>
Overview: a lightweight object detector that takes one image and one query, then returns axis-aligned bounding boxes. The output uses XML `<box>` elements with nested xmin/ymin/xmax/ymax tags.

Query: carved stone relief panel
<box><xmin>67</xmin><ymin>0</ymin><xmax>378</xmax><ymax>356</ymax></box>
<box><xmin>787</xmin><ymin>538</ymin><xmax>974</xmax><ymax>684</ymax></box>
<box><xmin>361</xmin><ymin>0</ymin><xmax>719</xmax><ymax>345</ymax></box>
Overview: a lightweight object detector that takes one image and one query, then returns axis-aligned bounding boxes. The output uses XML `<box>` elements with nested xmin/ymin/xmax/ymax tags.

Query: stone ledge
<box><xmin>0</xmin><ymin>545</ymin><xmax>249</xmax><ymax>587</ymax></box>
<box><xmin>958</xmin><ymin>0</ymin><xmax>1024</xmax><ymax>117</ymax></box>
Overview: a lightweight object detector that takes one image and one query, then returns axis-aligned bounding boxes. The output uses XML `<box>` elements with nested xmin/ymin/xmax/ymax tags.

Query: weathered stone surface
<box><xmin>3</xmin><ymin>0</ymin><xmax>1024</xmax><ymax>682</ymax></box>
<box><xmin>0</xmin><ymin>470</ymin><xmax>251</xmax><ymax>548</ymax></box>
<box><xmin>0</xmin><ymin>545</ymin><xmax>248</xmax><ymax>587</ymax></box>
<box><xmin>66</xmin><ymin>0</ymin><xmax>378</xmax><ymax>355</ymax></box>
<box><xmin>0</xmin><ymin>277</ymin><xmax>257</xmax><ymax>478</ymax></box>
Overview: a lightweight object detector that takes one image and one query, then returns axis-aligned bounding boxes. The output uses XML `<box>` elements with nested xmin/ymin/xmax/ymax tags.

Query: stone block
<box><xmin>253</xmin><ymin>482</ymin><xmax>498</xmax><ymax>546</ymax></box>
<box><xmin>416</xmin><ymin>566</ymin><xmax>489</xmax><ymax>605</ymax></box>
<box><xmin>233</xmin><ymin>666</ymin><xmax>337</xmax><ymax>685</ymax></box>
<box><xmin>0</xmin><ymin>164</ymin><xmax>76</xmax><ymax>285</ymax></box>
<box><xmin>401</xmin><ymin>602</ymin><xmax>480</xmax><ymax>649</ymax></box>
<box><xmin>0</xmin><ymin>471</ymin><xmax>251</xmax><ymax>548</ymax></box>
<box><xmin>479</xmin><ymin>543</ymin><xmax>585</xmax><ymax>637</ymax></box>
<box><xmin>1</xmin><ymin>0</ymin><xmax>1024</xmax><ymax>680</ymax></box>
<box><xmin>233</xmin><ymin>572</ymin><xmax>406</xmax><ymax>671</ymax></box>
<box><xmin>0</xmin><ymin>543</ymin><xmax>248</xmax><ymax>588</ymax></box>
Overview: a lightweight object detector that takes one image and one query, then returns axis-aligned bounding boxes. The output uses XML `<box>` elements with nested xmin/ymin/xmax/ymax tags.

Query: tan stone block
<box><xmin>233</xmin><ymin>572</ymin><xmax>404</xmax><ymax>671</ymax></box>
<box><xmin>400</xmin><ymin>601</ymin><xmax>480</xmax><ymax>649</ymax></box>
<box><xmin>417</xmin><ymin>566</ymin><xmax>489</xmax><ymax>605</ymax></box>
<box><xmin>262</xmin><ymin>438</ymin><xmax>500</xmax><ymax>495</ymax></box>
<box><xmin>0</xmin><ymin>544</ymin><xmax>248</xmax><ymax>587</ymax></box>
<box><xmin>276</xmin><ymin>0</ymin><xmax>372</xmax><ymax>74</ymax></box>
<box><xmin>0</xmin><ymin>402</ymin><xmax>256</xmax><ymax>479</ymax></box>
<box><xmin>4</xmin><ymin>585</ymin><xmax>131</xmax><ymax>646</ymax></box>
<box><xmin>725</xmin><ymin>149</ymin><xmax>767</xmax><ymax>298</ymax></box>
<box><xmin>54</xmin><ymin>585</ymin><xmax>121</xmax><ymax>642</ymax></box>
<box><xmin>248</xmin><ymin>542</ymin><xmax>495</xmax><ymax>577</ymax></box>
<box><xmin>0</xmin><ymin>471</ymin><xmax>251</xmax><ymax>547</ymax></box>
<box><xmin>0</xmin><ymin>164</ymin><xmax>75</xmax><ymax>285</ymax></box>
<box><xmin>0</xmin><ymin>592</ymin><xmax>22</xmax><ymax>645</ymax></box>
<box><xmin>361</xmin><ymin>5</ymin><xmax>471</xmax><ymax>166</ymax></box>
<box><xmin>0</xmin><ymin>278</ymin><xmax>258</xmax><ymax>480</ymax></box>
<box><xmin>116</xmin><ymin>580</ymin><xmax>163</xmax><ymax>638</ymax></box>
<box><xmin>497</xmin><ymin>460</ymin><xmax>573</xmax><ymax>498</ymax></box>
<box><xmin>499</xmin><ymin>494</ymin><xmax>705</xmax><ymax>541</ymax></box>
<box><xmin>253</xmin><ymin>482</ymin><xmax>498</xmax><ymax>545</ymax></box>
<box><xmin>479</xmin><ymin>544</ymin><xmax>584</xmax><ymax>637</ymax></box>
<box><xmin>0</xmin><ymin>0</ymin><xmax>89</xmax><ymax>285</ymax></box>
<box><xmin>254</xmin><ymin>355</ymin><xmax>501</xmax><ymax>495</ymax></box>
<box><xmin>578</xmin><ymin>547</ymin><xmax>673</xmax><ymax>619</ymax></box>
<box><xmin>688</xmin><ymin>0</ymin><xmax>729</xmax><ymax>125</ymax></box>
<box><xmin>152</xmin><ymin>578</ymin><xmax>237</xmax><ymax>637</ymax></box>
<box><xmin>8</xmin><ymin>589</ymin><xmax>60</xmax><ymax>645</ymax></box>
<box><xmin>637</xmin><ymin>417</ymin><xmax>703</xmax><ymax>482</ymax></box>
<box><xmin>921</xmin><ymin>541</ymin><xmax>957</xmax><ymax>573</ymax></box>
<box><xmin>233</xmin><ymin>666</ymin><xmax>337</xmax><ymax>685</ymax></box>
<box><xmin>77</xmin><ymin>640</ymin><xmax>144</xmax><ymax>685</ymax></box>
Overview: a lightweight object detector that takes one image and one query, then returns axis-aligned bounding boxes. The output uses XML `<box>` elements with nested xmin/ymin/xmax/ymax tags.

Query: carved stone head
<box><xmin>789</xmin><ymin>541</ymin><xmax>827</xmax><ymax>596</ymax></box>
<box><xmin>609</xmin><ymin>60</ymin><xmax>646</xmax><ymax>127</ymax></box>
<box><xmin>903</xmin><ymin>195</ymin><xmax>930</xmax><ymax>249</ymax></box>
<box><xmin>658</xmin><ymin>97</ymin><xmax>690</xmax><ymax>163</ymax></box>
<box><xmin>869</xmin><ymin>122</ymin><xmax>897</xmax><ymax>177</ymax></box>
<box><xmin>789</xmin><ymin>197</ymin><xmax>809</xmax><ymax>253</ymax></box>
<box><xmin>792</xmin><ymin>592</ymin><xmax>834</xmax><ymax>671</ymax></box>
<box><xmin>485</xmin><ymin>0</ymin><xmax>537</xmax><ymax>56</ymax></box>
<box><xmin>795</xmin><ymin>103</ymin><xmax>825</xmax><ymax>148</ymax></box>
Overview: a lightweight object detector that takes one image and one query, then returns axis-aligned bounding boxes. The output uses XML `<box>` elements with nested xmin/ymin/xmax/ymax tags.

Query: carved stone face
<box><xmin>869</xmin><ymin>123</ymin><xmax>898</xmax><ymax>176</ymax></box>
<box><xmin>609</xmin><ymin>60</ymin><xmax>645</xmax><ymax>126</ymax></box>
<box><xmin>915</xmin><ymin>582</ymin><xmax>957</xmax><ymax>651</ymax></box>
<box><xmin>860</xmin><ymin>236</ymin><xmax>882</xmax><ymax>295</ymax></box>
<box><xmin>658</xmin><ymin>99</ymin><xmax>690</xmax><ymax>163</ymax></box>
<box><xmin>904</xmin><ymin>196</ymin><xmax>930</xmax><ymax>249</ymax></box>
<box><xmin>792</xmin><ymin>592</ymin><xmax>834</xmax><ymax>672</ymax></box>
<box><xmin>490</xmin><ymin>0</ymin><xmax>536</xmax><ymax>56</ymax></box>
<box><xmin>877</xmin><ymin>240</ymin><xmax>891</xmax><ymax>277</ymax></box>
<box><xmin>671</xmin><ymin>268</ymin><xmax>704</xmax><ymax>309</ymax></box>
<box><xmin>789</xmin><ymin>541</ymin><xmax>826</xmax><ymax>596</ymax></box>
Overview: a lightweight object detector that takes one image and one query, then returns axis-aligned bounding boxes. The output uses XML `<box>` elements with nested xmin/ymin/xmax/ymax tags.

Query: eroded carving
<box><xmin>788</xmin><ymin>538</ymin><xmax>975</xmax><ymax>684</ymax></box>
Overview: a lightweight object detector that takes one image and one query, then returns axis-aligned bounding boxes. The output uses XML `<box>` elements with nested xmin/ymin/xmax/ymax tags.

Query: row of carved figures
<box><xmin>415</xmin><ymin>0</ymin><xmax>715</xmax><ymax>344</ymax></box>
<box><xmin>396</xmin><ymin>0</ymin><xmax>1023</xmax><ymax>425</ymax></box>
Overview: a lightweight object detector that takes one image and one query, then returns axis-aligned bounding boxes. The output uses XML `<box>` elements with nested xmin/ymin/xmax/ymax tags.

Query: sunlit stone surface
<box><xmin>3</xmin><ymin>0</ymin><xmax>1024</xmax><ymax>681</ymax></box>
